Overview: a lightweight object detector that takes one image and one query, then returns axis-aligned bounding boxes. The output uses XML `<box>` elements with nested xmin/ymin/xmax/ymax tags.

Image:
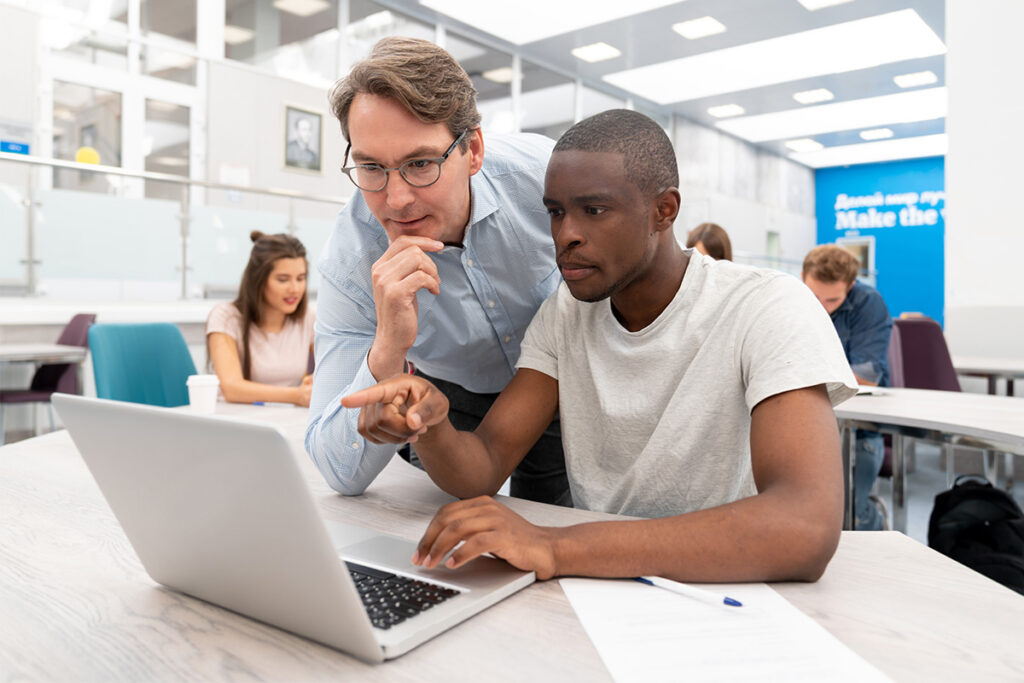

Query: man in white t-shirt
<box><xmin>342</xmin><ymin>110</ymin><xmax>858</xmax><ymax>583</ymax></box>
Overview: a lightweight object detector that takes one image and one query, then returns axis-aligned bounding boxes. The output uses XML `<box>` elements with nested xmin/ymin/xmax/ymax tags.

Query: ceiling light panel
<box><xmin>797</xmin><ymin>0</ymin><xmax>856</xmax><ymax>10</ymax></box>
<box><xmin>859</xmin><ymin>127</ymin><xmax>894</xmax><ymax>140</ymax></box>
<box><xmin>420</xmin><ymin>0</ymin><xmax>682</xmax><ymax>45</ymax></box>
<box><xmin>603</xmin><ymin>10</ymin><xmax>946</xmax><ymax>105</ymax></box>
<box><xmin>894</xmin><ymin>70</ymin><xmax>938</xmax><ymax>88</ymax></box>
<box><xmin>788</xmin><ymin>133</ymin><xmax>947</xmax><ymax>168</ymax></box>
<box><xmin>716</xmin><ymin>87</ymin><xmax>946</xmax><ymax>142</ymax></box>
<box><xmin>571</xmin><ymin>42</ymin><xmax>622</xmax><ymax>63</ymax></box>
<box><xmin>707</xmin><ymin>104</ymin><xmax>745</xmax><ymax>118</ymax></box>
<box><xmin>785</xmin><ymin>138</ymin><xmax>824</xmax><ymax>153</ymax></box>
<box><xmin>793</xmin><ymin>88</ymin><xmax>834</xmax><ymax>104</ymax></box>
<box><xmin>482</xmin><ymin>67</ymin><xmax>520</xmax><ymax>84</ymax></box>
<box><xmin>272</xmin><ymin>0</ymin><xmax>330</xmax><ymax>18</ymax></box>
<box><xmin>672</xmin><ymin>16</ymin><xmax>726</xmax><ymax>40</ymax></box>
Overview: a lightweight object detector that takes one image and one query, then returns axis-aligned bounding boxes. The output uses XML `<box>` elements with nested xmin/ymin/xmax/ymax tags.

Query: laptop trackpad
<box><xmin>339</xmin><ymin>535</ymin><xmax>528</xmax><ymax>590</ymax></box>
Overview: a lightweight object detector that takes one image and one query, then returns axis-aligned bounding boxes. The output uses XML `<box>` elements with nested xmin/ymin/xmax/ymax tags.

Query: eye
<box><xmin>583</xmin><ymin>206</ymin><xmax>606</xmax><ymax>216</ymax></box>
<box><xmin>546</xmin><ymin>207</ymin><xmax>564</xmax><ymax>218</ymax></box>
<box><xmin>408</xmin><ymin>159</ymin><xmax>433</xmax><ymax>169</ymax></box>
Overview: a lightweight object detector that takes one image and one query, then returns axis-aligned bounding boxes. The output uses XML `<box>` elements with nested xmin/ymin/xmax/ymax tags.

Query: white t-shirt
<box><xmin>206</xmin><ymin>301</ymin><xmax>315</xmax><ymax>387</ymax></box>
<box><xmin>516</xmin><ymin>251</ymin><xmax>858</xmax><ymax>519</ymax></box>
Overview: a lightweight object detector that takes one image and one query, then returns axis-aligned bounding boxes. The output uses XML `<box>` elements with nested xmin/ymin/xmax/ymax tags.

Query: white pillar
<box><xmin>944</xmin><ymin>0</ymin><xmax>1024</xmax><ymax>356</ymax></box>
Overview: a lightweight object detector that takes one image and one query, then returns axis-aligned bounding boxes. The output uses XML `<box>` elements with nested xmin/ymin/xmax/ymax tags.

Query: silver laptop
<box><xmin>53</xmin><ymin>394</ymin><xmax>534</xmax><ymax>662</ymax></box>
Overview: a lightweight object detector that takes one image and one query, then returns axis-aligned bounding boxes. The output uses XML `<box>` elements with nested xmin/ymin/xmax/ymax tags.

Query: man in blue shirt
<box><xmin>803</xmin><ymin>244</ymin><xmax>893</xmax><ymax>530</ymax></box>
<box><xmin>305</xmin><ymin>37</ymin><xmax>568</xmax><ymax>504</ymax></box>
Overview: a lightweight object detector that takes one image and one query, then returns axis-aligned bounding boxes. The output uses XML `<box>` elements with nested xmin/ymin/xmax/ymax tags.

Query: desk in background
<box><xmin>1</xmin><ymin>403</ymin><xmax>1023</xmax><ymax>681</ymax></box>
<box><xmin>836</xmin><ymin>387</ymin><xmax>1024</xmax><ymax>531</ymax></box>
<box><xmin>0</xmin><ymin>343</ymin><xmax>88</xmax><ymax>441</ymax></box>
<box><xmin>953</xmin><ymin>355</ymin><xmax>1024</xmax><ymax>396</ymax></box>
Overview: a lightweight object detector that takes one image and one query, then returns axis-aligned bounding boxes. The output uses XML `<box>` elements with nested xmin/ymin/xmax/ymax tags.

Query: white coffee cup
<box><xmin>186</xmin><ymin>374</ymin><xmax>219</xmax><ymax>414</ymax></box>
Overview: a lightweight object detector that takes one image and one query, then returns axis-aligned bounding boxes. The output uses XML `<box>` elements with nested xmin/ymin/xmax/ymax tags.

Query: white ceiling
<box><xmin>381</xmin><ymin>0</ymin><xmax>946</xmax><ymax>168</ymax></box>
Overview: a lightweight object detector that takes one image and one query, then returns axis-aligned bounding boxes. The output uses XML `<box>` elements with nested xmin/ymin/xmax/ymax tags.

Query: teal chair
<box><xmin>88</xmin><ymin>323</ymin><xmax>197</xmax><ymax>407</ymax></box>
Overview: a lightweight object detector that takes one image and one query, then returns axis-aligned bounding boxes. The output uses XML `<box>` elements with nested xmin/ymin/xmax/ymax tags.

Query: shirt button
<box><xmin>466</xmin><ymin>258</ymin><xmax>474</xmax><ymax>267</ymax></box>
<box><xmin>351</xmin><ymin>441</ymin><xmax>359</xmax><ymax>449</ymax></box>
<box><xmin>487</xmin><ymin>300</ymin><xmax>495</xmax><ymax>308</ymax></box>
<box><xmin>504</xmin><ymin>335</ymin><xmax>511</xmax><ymax>343</ymax></box>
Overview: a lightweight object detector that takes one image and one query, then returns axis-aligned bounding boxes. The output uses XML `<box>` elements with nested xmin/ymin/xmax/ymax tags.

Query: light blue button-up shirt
<box><xmin>305</xmin><ymin>132</ymin><xmax>559</xmax><ymax>495</ymax></box>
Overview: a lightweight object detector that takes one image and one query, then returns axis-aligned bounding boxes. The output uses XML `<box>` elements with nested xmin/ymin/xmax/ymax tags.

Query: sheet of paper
<box><xmin>560</xmin><ymin>578</ymin><xmax>890</xmax><ymax>682</ymax></box>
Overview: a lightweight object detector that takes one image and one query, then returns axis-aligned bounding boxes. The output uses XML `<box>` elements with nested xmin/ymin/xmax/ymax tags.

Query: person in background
<box><xmin>685</xmin><ymin>222</ymin><xmax>732</xmax><ymax>261</ymax></box>
<box><xmin>305</xmin><ymin>37</ymin><xmax>569</xmax><ymax>505</ymax></box>
<box><xmin>342</xmin><ymin>110</ymin><xmax>858</xmax><ymax>583</ymax></box>
<box><xmin>206</xmin><ymin>231</ymin><xmax>315</xmax><ymax>406</ymax></box>
<box><xmin>802</xmin><ymin>244</ymin><xmax>892</xmax><ymax>530</ymax></box>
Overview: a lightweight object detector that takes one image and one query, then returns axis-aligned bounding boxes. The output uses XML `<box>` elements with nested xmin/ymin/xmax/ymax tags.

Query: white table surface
<box><xmin>953</xmin><ymin>355</ymin><xmax>1024</xmax><ymax>377</ymax></box>
<box><xmin>2</xmin><ymin>403</ymin><xmax>1023</xmax><ymax>681</ymax></box>
<box><xmin>835</xmin><ymin>387</ymin><xmax>1024</xmax><ymax>450</ymax></box>
<box><xmin>0</xmin><ymin>343</ymin><xmax>87</xmax><ymax>363</ymax></box>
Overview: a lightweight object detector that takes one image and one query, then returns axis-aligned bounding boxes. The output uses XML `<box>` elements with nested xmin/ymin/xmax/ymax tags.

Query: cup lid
<box><xmin>186</xmin><ymin>374</ymin><xmax>220</xmax><ymax>386</ymax></box>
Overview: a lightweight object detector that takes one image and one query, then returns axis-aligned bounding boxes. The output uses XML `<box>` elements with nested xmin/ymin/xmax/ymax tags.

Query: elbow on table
<box><xmin>785</xmin><ymin>517</ymin><xmax>842</xmax><ymax>582</ymax></box>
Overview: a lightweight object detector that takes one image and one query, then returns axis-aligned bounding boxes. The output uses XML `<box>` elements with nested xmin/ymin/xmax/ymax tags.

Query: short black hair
<box><xmin>553</xmin><ymin>109</ymin><xmax>678</xmax><ymax>197</ymax></box>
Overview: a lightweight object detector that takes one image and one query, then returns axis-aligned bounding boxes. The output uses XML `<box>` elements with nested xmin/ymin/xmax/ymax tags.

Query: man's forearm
<box><xmin>414</xmin><ymin>420</ymin><xmax>510</xmax><ymax>499</ymax></box>
<box><xmin>367</xmin><ymin>341</ymin><xmax>408</xmax><ymax>382</ymax></box>
<box><xmin>548</xmin><ymin>489</ymin><xmax>840</xmax><ymax>583</ymax></box>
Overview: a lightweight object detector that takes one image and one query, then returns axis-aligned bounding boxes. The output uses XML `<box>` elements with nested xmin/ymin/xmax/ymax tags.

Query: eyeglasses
<box><xmin>341</xmin><ymin>130</ymin><xmax>470</xmax><ymax>192</ymax></box>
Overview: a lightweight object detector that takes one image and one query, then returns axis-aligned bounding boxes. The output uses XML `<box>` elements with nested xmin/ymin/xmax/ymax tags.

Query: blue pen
<box><xmin>252</xmin><ymin>401</ymin><xmax>294</xmax><ymax>407</ymax></box>
<box><xmin>633</xmin><ymin>576</ymin><xmax>743</xmax><ymax>608</ymax></box>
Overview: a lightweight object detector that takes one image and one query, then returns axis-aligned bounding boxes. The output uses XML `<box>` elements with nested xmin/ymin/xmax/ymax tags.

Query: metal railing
<box><xmin>0</xmin><ymin>151</ymin><xmax>347</xmax><ymax>298</ymax></box>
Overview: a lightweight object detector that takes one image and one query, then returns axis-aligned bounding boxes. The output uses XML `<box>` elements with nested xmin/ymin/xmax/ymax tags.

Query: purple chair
<box><xmin>0</xmin><ymin>313</ymin><xmax>95</xmax><ymax>445</ymax></box>
<box><xmin>891</xmin><ymin>316</ymin><xmax>966</xmax><ymax>485</ymax></box>
<box><xmin>893</xmin><ymin>316</ymin><xmax>962</xmax><ymax>392</ymax></box>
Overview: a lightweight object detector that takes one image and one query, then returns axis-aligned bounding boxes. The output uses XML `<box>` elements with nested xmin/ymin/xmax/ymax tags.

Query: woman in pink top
<box><xmin>206</xmin><ymin>231</ymin><xmax>316</xmax><ymax>406</ymax></box>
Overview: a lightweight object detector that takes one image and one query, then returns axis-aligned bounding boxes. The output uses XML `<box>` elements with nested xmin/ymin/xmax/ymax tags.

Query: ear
<box><xmin>467</xmin><ymin>128</ymin><xmax>485</xmax><ymax>176</ymax></box>
<box><xmin>652</xmin><ymin>187</ymin><xmax>681</xmax><ymax>233</ymax></box>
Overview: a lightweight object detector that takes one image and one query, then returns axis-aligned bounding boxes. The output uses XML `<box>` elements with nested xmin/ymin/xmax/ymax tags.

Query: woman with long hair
<box><xmin>206</xmin><ymin>231</ymin><xmax>315</xmax><ymax>406</ymax></box>
<box><xmin>686</xmin><ymin>222</ymin><xmax>733</xmax><ymax>261</ymax></box>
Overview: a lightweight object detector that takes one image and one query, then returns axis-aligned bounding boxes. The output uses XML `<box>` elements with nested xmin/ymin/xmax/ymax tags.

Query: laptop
<box><xmin>53</xmin><ymin>394</ymin><xmax>535</xmax><ymax>662</ymax></box>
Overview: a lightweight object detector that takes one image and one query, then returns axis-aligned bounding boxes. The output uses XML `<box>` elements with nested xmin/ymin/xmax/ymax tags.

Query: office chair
<box><xmin>890</xmin><ymin>316</ymin><xmax>973</xmax><ymax>486</ymax></box>
<box><xmin>88</xmin><ymin>322</ymin><xmax>197</xmax><ymax>407</ymax></box>
<box><xmin>0</xmin><ymin>313</ymin><xmax>95</xmax><ymax>445</ymax></box>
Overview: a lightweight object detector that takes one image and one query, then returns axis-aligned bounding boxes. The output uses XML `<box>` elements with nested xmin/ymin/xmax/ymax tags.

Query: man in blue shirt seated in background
<box><xmin>341</xmin><ymin>110</ymin><xmax>858</xmax><ymax>583</ymax></box>
<box><xmin>305</xmin><ymin>37</ymin><xmax>569</xmax><ymax>505</ymax></box>
<box><xmin>802</xmin><ymin>244</ymin><xmax>893</xmax><ymax>530</ymax></box>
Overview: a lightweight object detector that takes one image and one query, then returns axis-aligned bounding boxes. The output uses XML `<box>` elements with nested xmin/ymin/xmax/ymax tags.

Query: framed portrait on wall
<box><xmin>837</xmin><ymin>235</ymin><xmax>876</xmax><ymax>287</ymax></box>
<box><xmin>283</xmin><ymin>105</ymin><xmax>322</xmax><ymax>173</ymax></box>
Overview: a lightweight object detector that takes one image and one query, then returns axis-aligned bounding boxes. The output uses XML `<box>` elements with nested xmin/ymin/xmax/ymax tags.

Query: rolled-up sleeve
<box><xmin>304</xmin><ymin>236</ymin><xmax>398</xmax><ymax>496</ymax></box>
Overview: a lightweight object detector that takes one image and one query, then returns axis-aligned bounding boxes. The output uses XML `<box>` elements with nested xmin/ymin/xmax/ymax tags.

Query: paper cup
<box><xmin>186</xmin><ymin>374</ymin><xmax>219</xmax><ymax>414</ymax></box>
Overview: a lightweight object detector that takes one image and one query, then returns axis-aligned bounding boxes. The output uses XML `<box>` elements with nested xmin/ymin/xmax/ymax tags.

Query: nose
<box><xmin>383</xmin><ymin>173</ymin><xmax>416</xmax><ymax>211</ymax></box>
<box><xmin>553</xmin><ymin>214</ymin><xmax>585</xmax><ymax>253</ymax></box>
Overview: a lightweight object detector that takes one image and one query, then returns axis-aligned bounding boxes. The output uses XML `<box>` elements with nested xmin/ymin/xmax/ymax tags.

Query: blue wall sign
<box><xmin>0</xmin><ymin>140</ymin><xmax>30</xmax><ymax>154</ymax></box>
<box><xmin>815</xmin><ymin>156</ymin><xmax>945</xmax><ymax>326</ymax></box>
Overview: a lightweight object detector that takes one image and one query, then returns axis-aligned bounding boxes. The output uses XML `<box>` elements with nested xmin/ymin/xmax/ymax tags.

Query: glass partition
<box><xmin>144</xmin><ymin>99</ymin><xmax>190</xmax><ymax>200</ymax></box>
<box><xmin>52</xmin><ymin>81</ymin><xmax>123</xmax><ymax>193</ymax></box>
<box><xmin>520</xmin><ymin>61</ymin><xmax>574</xmax><ymax>140</ymax></box>
<box><xmin>142</xmin><ymin>0</ymin><xmax>197</xmax><ymax>44</ymax></box>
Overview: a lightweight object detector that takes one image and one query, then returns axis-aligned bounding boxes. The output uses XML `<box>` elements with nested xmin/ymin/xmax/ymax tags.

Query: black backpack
<box><xmin>928</xmin><ymin>475</ymin><xmax>1024</xmax><ymax>595</ymax></box>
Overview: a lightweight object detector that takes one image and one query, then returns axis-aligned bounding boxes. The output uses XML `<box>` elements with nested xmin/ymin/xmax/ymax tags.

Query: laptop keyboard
<box><xmin>345</xmin><ymin>561</ymin><xmax>461</xmax><ymax>630</ymax></box>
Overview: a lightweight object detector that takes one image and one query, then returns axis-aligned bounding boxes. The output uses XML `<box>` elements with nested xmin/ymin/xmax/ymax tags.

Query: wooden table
<box><xmin>953</xmin><ymin>355</ymin><xmax>1024</xmax><ymax>396</ymax></box>
<box><xmin>2</xmin><ymin>403</ymin><xmax>1023</xmax><ymax>682</ymax></box>
<box><xmin>835</xmin><ymin>387</ymin><xmax>1024</xmax><ymax>530</ymax></box>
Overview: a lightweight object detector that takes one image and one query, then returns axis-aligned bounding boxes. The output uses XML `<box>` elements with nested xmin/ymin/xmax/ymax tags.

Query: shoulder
<box><xmin>319</xmin><ymin>195</ymin><xmax>387</xmax><ymax>287</ymax></box>
<box><xmin>206</xmin><ymin>301</ymin><xmax>243</xmax><ymax>335</ymax></box>
<box><xmin>480</xmin><ymin>132</ymin><xmax>554</xmax><ymax>178</ymax></box>
<box><xmin>848</xmin><ymin>281</ymin><xmax>891</xmax><ymax>317</ymax></box>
